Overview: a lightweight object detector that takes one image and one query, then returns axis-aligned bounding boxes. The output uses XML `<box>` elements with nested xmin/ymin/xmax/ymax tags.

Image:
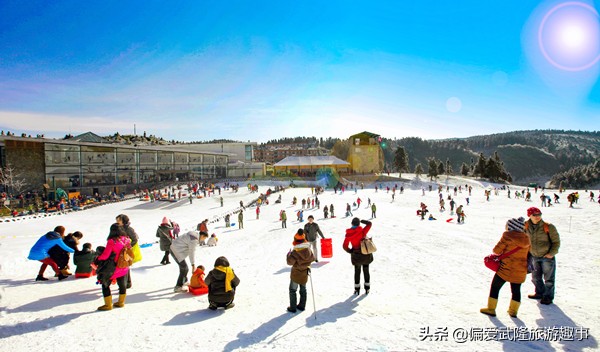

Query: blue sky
<box><xmin>1</xmin><ymin>0</ymin><xmax>599</xmax><ymax>142</ymax></box>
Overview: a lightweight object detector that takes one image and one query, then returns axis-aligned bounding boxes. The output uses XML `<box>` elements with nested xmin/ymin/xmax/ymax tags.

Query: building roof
<box><xmin>71</xmin><ymin>132</ymin><xmax>107</xmax><ymax>143</ymax></box>
<box><xmin>274</xmin><ymin>155</ymin><xmax>350</xmax><ymax>167</ymax></box>
<box><xmin>348</xmin><ymin>131</ymin><xmax>380</xmax><ymax>139</ymax></box>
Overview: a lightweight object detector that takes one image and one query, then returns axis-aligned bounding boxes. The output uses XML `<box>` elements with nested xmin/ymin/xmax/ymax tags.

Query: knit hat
<box><xmin>161</xmin><ymin>216</ymin><xmax>170</xmax><ymax>225</ymax></box>
<box><xmin>293</xmin><ymin>230</ymin><xmax>306</xmax><ymax>245</ymax></box>
<box><xmin>507</xmin><ymin>217</ymin><xmax>526</xmax><ymax>233</ymax></box>
<box><xmin>527</xmin><ymin>207</ymin><xmax>542</xmax><ymax>217</ymax></box>
<box><xmin>351</xmin><ymin>217</ymin><xmax>360</xmax><ymax>227</ymax></box>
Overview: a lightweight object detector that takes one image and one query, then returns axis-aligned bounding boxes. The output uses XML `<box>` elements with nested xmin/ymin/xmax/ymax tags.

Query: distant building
<box><xmin>347</xmin><ymin>131</ymin><xmax>384</xmax><ymax>173</ymax></box>
<box><xmin>161</xmin><ymin>142</ymin><xmax>265</xmax><ymax>178</ymax></box>
<box><xmin>254</xmin><ymin>144</ymin><xmax>328</xmax><ymax>165</ymax></box>
<box><xmin>0</xmin><ymin>134</ymin><xmax>228</xmax><ymax>197</ymax></box>
<box><xmin>273</xmin><ymin>155</ymin><xmax>350</xmax><ymax>177</ymax></box>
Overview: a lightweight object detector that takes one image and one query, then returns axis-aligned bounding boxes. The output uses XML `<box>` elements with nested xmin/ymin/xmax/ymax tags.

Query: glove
<box><xmin>360</xmin><ymin>220</ymin><xmax>371</xmax><ymax>225</ymax></box>
<box><xmin>345</xmin><ymin>248</ymin><xmax>352</xmax><ymax>254</ymax></box>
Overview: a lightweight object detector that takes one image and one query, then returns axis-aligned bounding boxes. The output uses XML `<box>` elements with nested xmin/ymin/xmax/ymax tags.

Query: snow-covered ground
<box><xmin>1</xmin><ymin>175</ymin><xmax>598</xmax><ymax>352</ymax></box>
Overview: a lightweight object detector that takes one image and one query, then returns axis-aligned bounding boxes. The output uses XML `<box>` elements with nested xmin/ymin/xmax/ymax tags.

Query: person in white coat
<box><xmin>170</xmin><ymin>231</ymin><xmax>208</xmax><ymax>292</ymax></box>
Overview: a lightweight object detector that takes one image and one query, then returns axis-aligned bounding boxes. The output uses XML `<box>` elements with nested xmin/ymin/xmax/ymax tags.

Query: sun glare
<box><xmin>538</xmin><ymin>1</ymin><xmax>600</xmax><ymax>71</ymax></box>
<box><xmin>558</xmin><ymin>23</ymin><xmax>588</xmax><ymax>51</ymax></box>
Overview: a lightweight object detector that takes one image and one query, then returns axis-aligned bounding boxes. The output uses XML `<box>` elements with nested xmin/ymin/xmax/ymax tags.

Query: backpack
<box><xmin>524</xmin><ymin>221</ymin><xmax>550</xmax><ymax>235</ymax></box>
<box><xmin>116</xmin><ymin>239</ymin><xmax>134</xmax><ymax>268</ymax></box>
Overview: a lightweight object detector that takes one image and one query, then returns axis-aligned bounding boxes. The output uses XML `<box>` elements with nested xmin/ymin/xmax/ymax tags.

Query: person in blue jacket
<box><xmin>28</xmin><ymin>225</ymin><xmax>74</xmax><ymax>281</ymax></box>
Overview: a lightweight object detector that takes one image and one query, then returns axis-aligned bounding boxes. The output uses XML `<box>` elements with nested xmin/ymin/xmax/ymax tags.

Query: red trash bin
<box><xmin>320</xmin><ymin>238</ymin><xmax>333</xmax><ymax>258</ymax></box>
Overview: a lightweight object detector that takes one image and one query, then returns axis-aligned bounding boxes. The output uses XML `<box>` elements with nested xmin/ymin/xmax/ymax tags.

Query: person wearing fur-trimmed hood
<box><xmin>480</xmin><ymin>217</ymin><xmax>530</xmax><ymax>318</ymax></box>
<box><xmin>343</xmin><ymin>218</ymin><xmax>373</xmax><ymax>295</ymax></box>
<box><xmin>286</xmin><ymin>229</ymin><xmax>315</xmax><ymax>313</ymax></box>
<box><xmin>156</xmin><ymin>217</ymin><xmax>174</xmax><ymax>265</ymax></box>
<box><xmin>205</xmin><ymin>256</ymin><xmax>240</xmax><ymax>310</ymax></box>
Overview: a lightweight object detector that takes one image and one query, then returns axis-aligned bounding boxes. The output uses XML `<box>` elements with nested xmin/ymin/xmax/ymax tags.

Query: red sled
<box><xmin>75</xmin><ymin>272</ymin><xmax>93</xmax><ymax>278</ymax></box>
<box><xmin>189</xmin><ymin>286</ymin><xmax>209</xmax><ymax>295</ymax></box>
<box><xmin>321</xmin><ymin>238</ymin><xmax>333</xmax><ymax>258</ymax></box>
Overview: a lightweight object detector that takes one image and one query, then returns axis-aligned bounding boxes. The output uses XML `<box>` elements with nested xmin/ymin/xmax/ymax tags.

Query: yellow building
<box><xmin>347</xmin><ymin>131</ymin><xmax>384</xmax><ymax>173</ymax></box>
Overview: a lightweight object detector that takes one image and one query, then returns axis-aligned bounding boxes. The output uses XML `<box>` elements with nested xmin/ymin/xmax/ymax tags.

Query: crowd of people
<box><xmin>25</xmin><ymin>178</ymin><xmax>581</xmax><ymax>319</ymax></box>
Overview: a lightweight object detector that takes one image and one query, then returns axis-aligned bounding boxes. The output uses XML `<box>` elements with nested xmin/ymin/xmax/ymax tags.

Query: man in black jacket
<box><xmin>304</xmin><ymin>215</ymin><xmax>325</xmax><ymax>262</ymax></box>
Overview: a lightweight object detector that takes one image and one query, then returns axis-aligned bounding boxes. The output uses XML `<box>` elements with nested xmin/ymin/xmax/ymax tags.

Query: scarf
<box><xmin>215</xmin><ymin>266</ymin><xmax>235</xmax><ymax>292</ymax></box>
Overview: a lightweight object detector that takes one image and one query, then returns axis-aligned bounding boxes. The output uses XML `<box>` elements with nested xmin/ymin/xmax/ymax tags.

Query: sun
<box><xmin>538</xmin><ymin>2</ymin><xmax>600</xmax><ymax>71</ymax></box>
<box><xmin>558</xmin><ymin>22</ymin><xmax>589</xmax><ymax>51</ymax></box>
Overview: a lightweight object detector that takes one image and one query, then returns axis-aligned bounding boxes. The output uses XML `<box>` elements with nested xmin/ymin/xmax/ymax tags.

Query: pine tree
<box><xmin>414</xmin><ymin>163</ymin><xmax>424</xmax><ymax>177</ymax></box>
<box><xmin>446</xmin><ymin>158</ymin><xmax>453</xmax><ymax>175</ymax></box>
<box><xmin>460</xmin><ymin>162</ymin><xmax>470</xmax><ymax>176</ymax></box>
<box><xmin>394</xmin><ymin>146</ymin><xmax>410</xmax><ymax>177</ymax></box>
<box><xmin>474</xmin><ymin>153</ymin><xmax>487</xmax><ymax>177</ymax></box>
<box><xmin>428</xmin><ymin>158</ymin><xmax>438</xmax><ymax>181</ymax></box>
<box><xmin>437</xmin><ymin>160</ymin><xmax>445</xmax><ymax>176</ymax></box>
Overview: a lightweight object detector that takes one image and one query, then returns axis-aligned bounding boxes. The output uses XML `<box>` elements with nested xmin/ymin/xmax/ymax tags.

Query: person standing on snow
<box><xmin>238</xmin><ymin>210</ymin><xmax>244</xmax><ymax>229</ymax></box>
<box><xmin>304</xmin><ymin>215</ymin><xmax>325</xmax><ymax>262</ymax></box>
<box><xmin>96</xmin><ymin>224</ymin><xmax>131</xmax><ymax>311</ymax></box>
<box><xmin>286</xmin><ymin>230</ymin><xmax>315</xmax><ymax>313</ymax></box>
<box><xmin>480</xmin><ymin>217</ymin><xmax>530</xmax><ymax>318</ymax></box>
<box><xmin>343</xmin><ymin>218</ymin><xmax>373</xmax><ymax>295</ymax></box>
<box><xmin>156</xmin><ymin>217</ymin><xmax>174</xmax><ymax>265</ymax></box>
<box><xmin>116</xmin><ymin>214</ymin><xmax>138</xmax><ymax>288</ymax></box>
<box><xmin>525</xmin><ymin>207</ymin><xmax>560</xmax><ymax>305</ymax></box>
<box><xmin>281</xmin><ymin>210</ymin><xmax>287</xmax><ymax>228</ymax></box>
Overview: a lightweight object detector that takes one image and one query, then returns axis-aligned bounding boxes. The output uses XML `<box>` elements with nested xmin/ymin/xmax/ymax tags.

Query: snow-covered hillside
<box><xmin>1</xmin><ymin>175</ymin><xmax>598</xmax><ymax>352</ymax></box>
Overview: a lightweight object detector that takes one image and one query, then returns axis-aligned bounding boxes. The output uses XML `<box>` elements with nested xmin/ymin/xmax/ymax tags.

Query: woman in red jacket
<box><xmin>343</xmin><ymin>217</ymin><xmax>373</xmax><ymax>295</ymax></box>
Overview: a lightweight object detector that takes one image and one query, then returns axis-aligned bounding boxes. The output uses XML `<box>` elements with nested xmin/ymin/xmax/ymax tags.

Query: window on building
<box><xmin>245</xmin><ymin>145</ymin><xmax>252</xmax><ymax>161</ymax></box>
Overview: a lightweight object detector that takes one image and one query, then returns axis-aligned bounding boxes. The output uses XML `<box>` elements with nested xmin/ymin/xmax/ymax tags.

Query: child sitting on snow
<box><xmin>205</xmin><ymin>256</ymin><xmax>240</xmax><ymax>310</ymax></box>
<box><xmin>190</xmin><ymin>265</ymin><xmax>208</xmax><ymax>289</ymax></box>
<box><xmin>206</xmin><ymin>234</ymin><xmax>218</xmax><ymax>246</ymax></box>
<box><xmin>73</xmin><ymin>242</ymin><xmax>96</xmax><ymax>278</ymax></box>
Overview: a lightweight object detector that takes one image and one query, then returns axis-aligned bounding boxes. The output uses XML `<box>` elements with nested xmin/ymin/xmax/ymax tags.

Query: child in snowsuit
<box><xmin>205</xmin><ymin>256</ymin><xmax>240</xmax><ymax>310</ymax></box>
<box><xmin>74</xmin><ymin>242</ymin><xmax>96</xmax><ymax>278</ymax></box>
<box><xmin>286</xmin><ymin>230</ymin><xmax>315</xmax><ymax>313</ymax></box>
<box><xmin>190</xmin><ymin>265</ymin><xmax>208</xmax><ymax>289</ymax></box>
<box><xmin>207</xmin><ymin>234</ymin><xmax>218</xmax><ymax>246</ymax></box>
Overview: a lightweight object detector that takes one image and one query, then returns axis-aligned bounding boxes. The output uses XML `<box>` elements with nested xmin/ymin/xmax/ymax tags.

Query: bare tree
<box><xmin>0</xmin><ymin>163</ymin><xmax>28</xmax><ymax>196</ymax></box>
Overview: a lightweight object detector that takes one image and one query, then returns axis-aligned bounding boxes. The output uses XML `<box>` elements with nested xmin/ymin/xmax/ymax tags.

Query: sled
<box><xmin>230</xmin><ymin>223</ymin><xmax>236</xmax><ymax>226</ymax></box>
<box><xmin>75</xmin><ymin>271</ymin><xmax>95</xmax><ymax>278</ymax></box>
<box><xmin>321</xmin><ymin>238</ymin><xmax>333</xmax><ymax>258</ymax></box>
<box><xmin>188</xmin><ymin>286</ymin><xmax>209</xmax><ymax>295</ymax></box>
<box><xmin>446</xmin><ymin>218</ymin><xmax>454</xmax><ymax>223</ymax></box>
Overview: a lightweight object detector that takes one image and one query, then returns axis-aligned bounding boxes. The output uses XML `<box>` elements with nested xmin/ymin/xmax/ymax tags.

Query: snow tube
<box><xmin>189</xmin><ymin>286</ymin><xmax>208</xmax><ymax>295</ymax></box>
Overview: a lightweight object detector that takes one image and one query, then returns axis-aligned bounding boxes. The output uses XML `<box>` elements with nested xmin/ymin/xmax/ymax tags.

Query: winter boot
<box><xmin>114</xmin><ymin>294</ymin><xmax>126</xmax><ymax>308</ymax></box>
<box><xmin>480</xmin><ymin>297</ymin><xmax>498</xmax><ymax>316</ymax></box>
<box><xmin>98</xmin><ymin>296</ymin><xmax>113</xmax><ymax>311</ymax></box>
<box><xmin>36</xmin><ymin>275</ymin><xmax>49</xmax><ymax>281</ymax></box>
<box><xmin>58</xmin><ymin>273</ymin><xmax>69</xmax><ymax>281</ymax></box>
<box><xmin>61</xmin><ymin>268</ymin><xmax>73</xmax><ymax>276</ymax></box>
<box><xmin>364</xmin><ymin>283</ymin><xmax>370</xmax><ymax>295</ymax></box>
<box><xmin>507</xmin><ymin>300</ymin><xmax>520</xmax><ymax>317</ymax></box>
<box><xmin>354</xmin><ymin>284</ymin><xmax>360</xmax><ymax>295</ymax></box>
